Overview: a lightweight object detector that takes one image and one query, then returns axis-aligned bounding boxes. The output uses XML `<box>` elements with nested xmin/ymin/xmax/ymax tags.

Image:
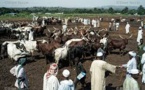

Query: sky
<box><xmin>0</xmin><ymin>0</ymin><xmax>145</xmax><ymax>8</ymax></box>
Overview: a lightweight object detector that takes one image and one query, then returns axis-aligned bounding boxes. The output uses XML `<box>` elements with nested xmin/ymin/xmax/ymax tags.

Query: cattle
<box><xmin>108</xmin><ymin>34</ymin><xmax>132</xmax><ymax>55</ymax></box>
<box><xmin>1</xmin><ymin>42</ymin><xmax>29</xmax><ymax>61</ymax></box>
<box><xmin>37</xmin><ymin>41</ymin><xmax>61</xmax><ymax>64</ymax></box>
<box><xmin>54</xmin><ymin>45</ymin><xmax>69</xmax><ymax>68</ymax></box>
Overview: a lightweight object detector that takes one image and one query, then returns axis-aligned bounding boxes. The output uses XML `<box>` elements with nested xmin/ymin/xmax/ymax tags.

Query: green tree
<box><xmin>108</xmin><ymin>7</ymin><xmax>114</xmax><ymax>14</ymax></box>
<box><xmin>137</xmin><ymin>5</ymin><xmax>145</xmax><ymax>15</ymax></box>
<box><xmin>121</xmin><ymin>7</ymin><xmax>128</xmax><ymax>14</ymax></box>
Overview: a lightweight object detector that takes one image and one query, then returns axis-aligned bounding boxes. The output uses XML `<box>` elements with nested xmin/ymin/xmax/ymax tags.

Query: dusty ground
<box><xmin>0</xmin><ymin>19</ymin><xmax>145</xmax><ymax>90</ymax></box>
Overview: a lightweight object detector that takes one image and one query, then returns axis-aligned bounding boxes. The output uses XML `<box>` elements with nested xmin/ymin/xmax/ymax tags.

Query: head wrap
<box><xmin>130</xmin><ymin>69</ymin><xmax>139</xmax><ymax>74</ymax></box>
<box><xmin>62</xmin><ymin>69</ymin><xmax>70</xmax><ymax>78</ymax></box>
<box><xmin>18</xmin><ymin>57</ymin><xmax>26</xmax><ymax>66</ymax></box>
<box><xmin>139</xmin><ymin>26</ymin><xmax>142</xmax><ymax>29</ymax></box>
<box><xmin>46</xmin><ymin>63</ymin><xmax>58</xmax><ymax>79</ymax></box>
<box><xmin>96</xmin><ymin>52</ymin><xmax>103</xmax><ymax>57</ymax></box>
<box><xmin>128</xmin><ymin>51</ymin><xmax>136</xmax><ymax>57</ymax></box>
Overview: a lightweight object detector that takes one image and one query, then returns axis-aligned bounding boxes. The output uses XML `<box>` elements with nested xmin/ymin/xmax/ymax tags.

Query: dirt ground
<box><xmin>0</xmin><ymin>18</ymin><xmax>145</xmax><ymax>90</ymax></box>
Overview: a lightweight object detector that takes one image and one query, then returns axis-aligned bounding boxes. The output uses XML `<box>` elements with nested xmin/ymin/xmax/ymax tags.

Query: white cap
<box><xmin>128</xmin><ymin>51</ymin><xmax>136</xmax><ymax>57</ymax></box>
<box><xmin>130</xmin><ymin>69</ymin><xmax>139</xmax><ymax>74</ymax></box>
<box><xmin>143</xmin><ymin>46</ymin><xmax>145</xmax><ymax>51</ymax></box>
<box><xmin>97</xmin><ymin>52</ymin><xmax>103</xmax><ymax>57</ymax></box>
<box><xmin>62</xmin><ymin>69</ymin><xmax>70</xmax><ymax>78</ymax></box>
<box><xmin>139</xmin><ymin>27</ymin><xmax>142</xmax><ymax>29</ymax></box>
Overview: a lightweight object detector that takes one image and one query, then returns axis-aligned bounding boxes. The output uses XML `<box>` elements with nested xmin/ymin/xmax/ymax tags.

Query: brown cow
<box><xmin>37</xmin><ymin>41</ymin><xmax>61</xmax><ymax>64</ymax></box>
<box><xmin>108</xmin><ymin>34</ymin><xmax>132</xmax><ymax>55</ymax></box>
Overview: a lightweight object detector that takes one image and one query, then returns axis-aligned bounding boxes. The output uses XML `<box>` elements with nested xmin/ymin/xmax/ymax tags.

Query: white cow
<box><xmin>7</xmin><ymin>43</ymin><xmax>29</xmax><ymax>61</ymax></box>
<box><xmin>54</xmin><ymin>45</ymin><xmax>69</xmax><ymax>64</ymax></box>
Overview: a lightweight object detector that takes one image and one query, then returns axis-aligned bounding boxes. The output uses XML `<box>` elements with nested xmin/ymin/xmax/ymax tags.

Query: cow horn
<box><xmin>119</xmin><ymin>35</ymin><xmax>124</xmax><ymax>39</ymax></box>
<box><xmin>128</xmin><ymin>34</ymin><xmax>133</xmax><ymax>39</ymax></box>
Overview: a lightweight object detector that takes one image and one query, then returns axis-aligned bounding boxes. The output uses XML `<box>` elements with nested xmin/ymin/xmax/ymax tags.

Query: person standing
<box><xmin>74</xmin><ymin>60</ymin><xmax>86</xmax><ymax>89</ymax></box>
<box><xmin>10</xmin><ymin>57</ymin><xmax>28</xmax><ymax>90</ymax></box>
<box><xmin>121</xmin><ymin>51</ymin><xmax>137</xmax><ymax>74</ymax></box>
<box><xmin>58</xmin><ymin>69</ymin><xmax>74</xmax><ymax>90</ymax></box>
<box><xmin>43</xmin><ymin>63</ymin><xmax>59</xmax><ymax>90</ymax></box>
<box><xmin>137</xmin><ymin>27</ymin><xmax>143</xmax><ymax>45</ymax></box>
<box><xmin>141</xmin><ymin>46</ymin><xmax>145</xmax><ymax>84</ymax></box>
<box><xmin>90</xmin><ymin>52</ymin><xmax>116</xmax><ymax>90</ymax></box>
<box><xmin>137</xmin><ymin>39</ymin><xmax>145</xmax><ymax>70</ymax></box>
<box><xmin>28</xmin><ymin>29</ymin><xmax>34</xmax><ymax>41</ymax></box>
<box><xmin>123</xmin><ymin>69</ymin><xmax>140</xmax><ymax>90</ymax></box>
<box><xmin>125</xmin><ymin>22</ymin><xmax>130</xmax><ymax>34</ymax></box>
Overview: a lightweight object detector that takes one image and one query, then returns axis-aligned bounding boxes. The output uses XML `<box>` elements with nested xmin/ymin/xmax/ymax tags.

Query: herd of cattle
<box><xmin>0</xmin><ymin>16</ymin><xmax>140</xmax><ymax>68</ymax></box>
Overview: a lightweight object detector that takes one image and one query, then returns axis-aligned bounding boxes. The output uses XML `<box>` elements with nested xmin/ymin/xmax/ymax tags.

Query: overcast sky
<box><xmin>0</xmin><ymin>0</ymin><xmax>145</xmax><ymax>8</ymax></box>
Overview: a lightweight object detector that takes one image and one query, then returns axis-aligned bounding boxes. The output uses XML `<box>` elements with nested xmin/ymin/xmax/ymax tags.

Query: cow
<box><xmin>108</xmin><ymin>34</ymin><xmax>132</xmax><ymax>55</ymax></box>
<box><xmin>36</xmin><ymin>41</ymin><xmax>61</xmax><ymax>64</ymax></box>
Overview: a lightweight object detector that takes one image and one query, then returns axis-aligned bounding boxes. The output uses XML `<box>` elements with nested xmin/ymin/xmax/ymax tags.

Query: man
<box><xmin>90</xmin><ymin>52</ymin><xmax>116</xmax><ymax>90</ymax></box>
<box><xmin>97</xmin><ymin>43</ymin><xmax>106</xmax><ymax>60</ymax></box>
<box><xmin>116</xmin><ymin>22</ymin><xmax>120</xmax><ymax>31</ymax></box>
<box><xmin>10</xmin><ymin>57</ymin><xmax>28</xmax><ymax>90</ymax></box>
<box><xmin>121</xmin><ymin>51</ymin><xmax>137</xmax><ymax>74</ymax></box>
<box><xmin>74</xmin><ymin>59</ymin><xmax>86</xmax><ymax>89</ymax></box>
<box><xmin>43</xmin><ymin>63</ymin><xmax>59</xmax><ymax>90</ymax></box>
<box><xmin>125</xmin><ymin>22</ymin><xmax>130</xmax><ymax>34</ymax></box>
<box><xmin>92</xmin><ymin>19</ymin><xmax>97</xmax><ymax>28</ymax></box>
<box><xmin>137</xmin><ymin>27</ymin><xmax>143</xmax><ymax>45</ymax></box>
<box><xmin>58</xmin><ymin>69</ymin><xmax>74</xmax><ymax>90</ymax></box>
<box><xmin>28</xmin><ymin>29</ymin><xmax>34</xmax><ymax>41</ymax></box>
<box><xmin>141</xmin><ymin>46</ymin><xmax>145</xmax><ymax>84</ymax></box>
<box><xmin>123</xmin><ymin>69</ymin><xmax>140</xmax><ymax>90</ymax></box>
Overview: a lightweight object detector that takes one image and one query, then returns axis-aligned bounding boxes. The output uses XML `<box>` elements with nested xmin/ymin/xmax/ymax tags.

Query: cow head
<box><xmin>119</xmin><ymin>34</ymin><xmax>132</xmax><ymax>44</ymax></box>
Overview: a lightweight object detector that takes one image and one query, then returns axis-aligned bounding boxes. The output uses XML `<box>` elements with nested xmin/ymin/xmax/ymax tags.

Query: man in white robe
<box><xmin>10</xmin><ymin>58</ymin><xmax>28</xmax><ymax>89</ymax></box>
<box><xmin>28</xmin><ymin>29</ymin><xmax>34</xmax><ymax>41</ymax></box>
<box><xmin>92</xmin><ymin>19</ymin><xmax>97</xmax><ymax>28</ymax></box>
<box><xmin>90</xmin><ymin>52</ymin><xmax>116</xmax><ymax>90</ymax></box>
<box><xmin>62</xmin><ymin>24</ymin><xmax>67</xmax><ymax>34</ymax></box>
<box><xmin>125</xmin><ymin>22</ymin><xmax>130</xmax><ymax>34</ymax></box>
<box><xmin>43</xmin><ymin>63</ymin><xmax>59</xmax><ymax>90</ymax></box>
<box><xmin>141</xmin><ymin>46</ymin><xmax>145</xmax><ymax>84</ymax></box>
<box><xmin>137</xmin><ymin>27</ymin><xmax>143</xmax><ymax>45</ymax></box>
<box><xmin>123</xmin><ymin>69</ymin><xmax>140</xmax><ymax>90</ymax></box>
<box><xmin>58</xmin><ymin>69</ymin><xmax>74</xmax><ymax>90</ymax></box>
<box><xmin>121</xmin><ymin>51</ymin><xmax>137</xmax><ymax>74</ymax></box>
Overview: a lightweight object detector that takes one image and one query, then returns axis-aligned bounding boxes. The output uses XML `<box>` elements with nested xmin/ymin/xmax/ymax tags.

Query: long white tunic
<box><xmin>137</xmin><ymin>29</ymin><xmax>143</xmax><ymax>44</ymax></box>
<box><xmin>28</xmin><ymin>31</ymin><xmax>34</xmax><ymax>41</ymax></box>
<box><xmin>125</xmin><ymin>24</ymin><xmax>130</xmax><ymax>34</ymax></box>
<box><xmin>10</xmin><ymin>65</ymin><xmax>28</xmax><ymax>89</ymax></box>
<box><xmin>58</xmin><ymin>79</ymin><xmax>74</xmax><ymax>90</ymax></box>
<box><xmin>122</xmin><ymin>57</ymin><xmax>137</xmax><ymax>73</ymax></box>
<box><xmin>92</xmin><ymin>19</ymin><xmax>97</xmax><ymax>28</ymax></box>
<box><xmin>43</xmin><ymin>73</ymin><xmax>59</xmax><ymax>90</ymax></box>
<box><xmin>90</xmin><ymin>60</ymin><xmax>116</xmax><ymax>90</ymax></box>
<box><xmin>141</xmin><ymin>53</ymin><xmax>145</xmax><ymax>83</ymax></box>
<box><xmin>123</xmin><ymin>76</ymin><xmax>140</xmax><ymax>90</ymax></box>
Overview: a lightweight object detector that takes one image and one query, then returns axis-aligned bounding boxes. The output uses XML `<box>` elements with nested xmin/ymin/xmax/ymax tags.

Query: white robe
<box><xmin>10</xmin><ymin>65</ymin><xmax>28</xmax><ymax>89</ymax></box>
<box><xmin>137</xmin><ymin>29</ymin><xmax>143</xmax><ymax>45</ymax></box>
<box><xmin>28</xmin><ymin>31</ymin><xmax>34</xmax><ymax>41</ymax></box>
<box><xmin>141</xmin><ymin>53</ymin><xmax>145</xmax><ymax>83</ymax></box>
<box><xmin>58</xmin><ymin>79</ymin><xmax>74</xmax><ymax>90</ymax></box>
<box><xmin>125</xmin><ymin>24</ymin><xmax>130</xmax><ymax>34</ymax></box>
<box><xmin>43</xmin><ymin>73</ymin><xmax>59</xmax><ymax>90</ymax></box>
<box><xmin>90</xmin><ymin>60</ymin><xmax>116</xmax><ymax>90</ymax></box>
<box><xmin>122</xmin><ymin>57</ymin><xmax>137</xmax><ymax>73</ymax></box>
<box><xmin>92</xmin><ymin>20</ymin><xmax>97</xmax><ymax>28</ymax></box>
<box><xmin>123</xmin><ymin>76</ymin><xmax>140</xmax><ymax>90</ymax></box>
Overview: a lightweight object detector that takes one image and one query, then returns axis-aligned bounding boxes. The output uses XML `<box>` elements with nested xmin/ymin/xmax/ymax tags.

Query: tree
<box><xmin>121</xmin><ymin>7</ymin><xmax>128</xmax><ymax>14</ymax></box>
<box><xmin>137</xmin><ymin>5</ymin><xmax>145</xmax><ymax>15</ymax></box>
<box><xmin>108</xmin><ymin>7</ymin><xmax>114</xmax><ymax>14</ymax></box>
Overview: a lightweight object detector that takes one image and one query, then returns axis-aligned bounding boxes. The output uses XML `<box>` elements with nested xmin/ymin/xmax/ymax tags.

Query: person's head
<box><xmin>139</xmin><ymin>26</ymin><xmax>142</xmax><ymax>30</ymax></box>
<box><xmin>96</xmin><ymin>52</ymin><xmax>103</xmax><ymax>60</ymax></box>
<box><xmin>62</xmin><ymin>69</ymin><xmax>70</xmax><ymax>79</ymax></box>
<box><xmin>100</xmin><ymin>43</ymin><xmax>104</xmax><ymax>48</ymax></box>
<box><xmin>46</xmin><ymin>63</ymin><xmax>58</xmax><ymax>79</ymax></box>
<box><xmin>130</xmin><ymin>69</ymin><xmax>139</xmax><ymax>79</ymax></box>
<box><xmin>18</xmin><ymin>57</ymin><xmax>27</xmax><ymax>66</ymax></box>
<box><xmin>128</xmin><ymin>51</ymin><xmax>136</xmax><ymax>59</ymax></box>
